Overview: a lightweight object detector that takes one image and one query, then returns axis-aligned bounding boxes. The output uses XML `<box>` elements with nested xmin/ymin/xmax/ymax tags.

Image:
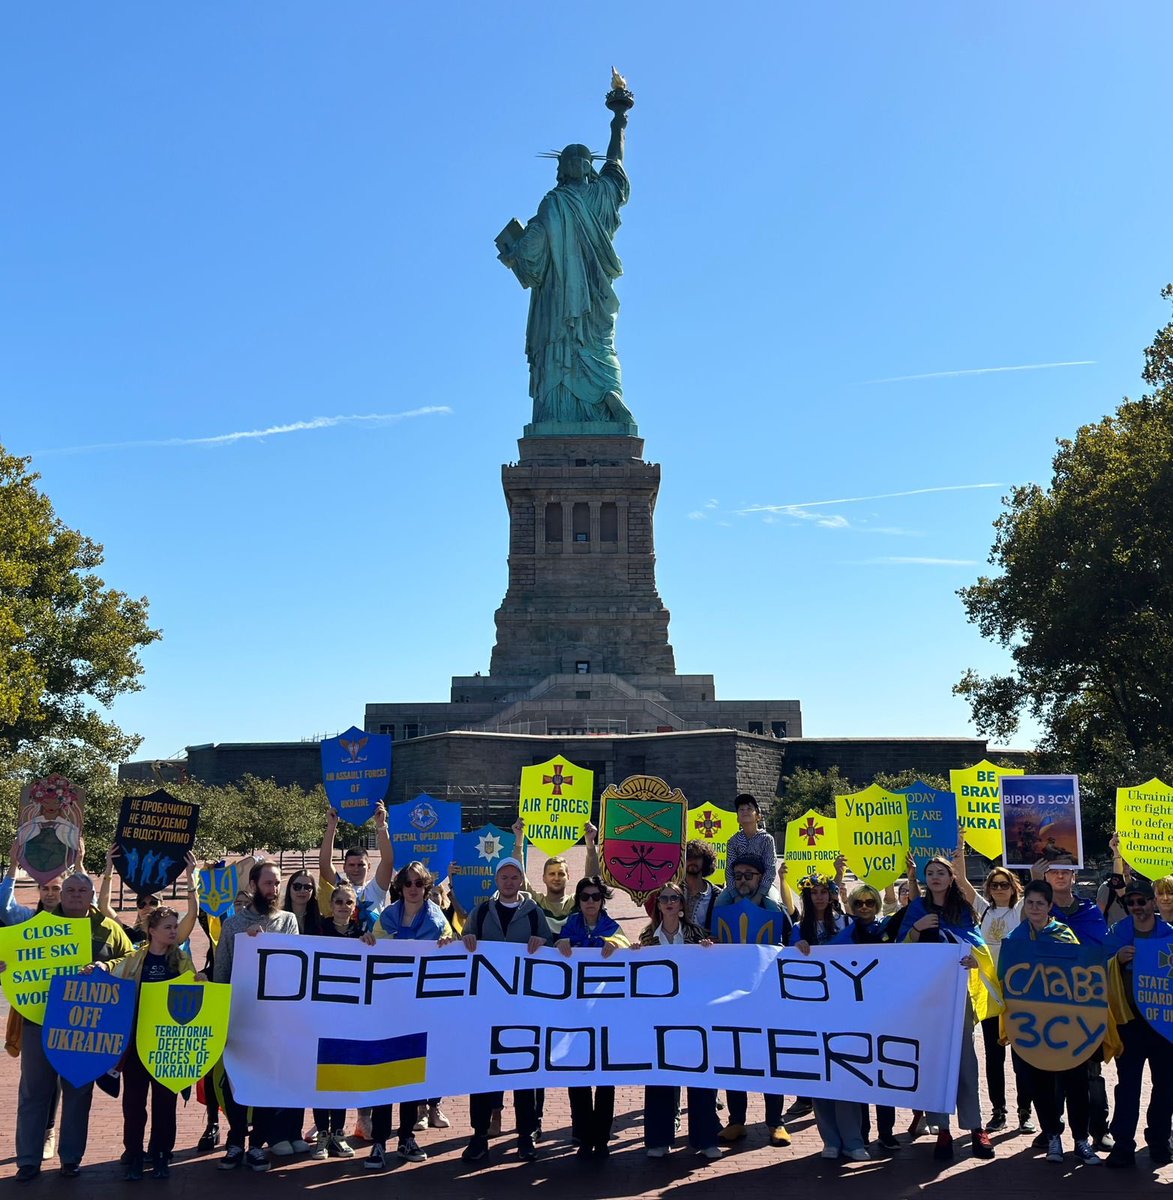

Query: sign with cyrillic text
<box><xmin>224</xmin><ymin>936</ymin><xmax>968</xmax><ymax>1112</ymax></box>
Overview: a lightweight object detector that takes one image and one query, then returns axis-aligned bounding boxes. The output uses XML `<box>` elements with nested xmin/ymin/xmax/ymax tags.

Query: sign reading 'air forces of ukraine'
<box><xmin>137</xmin><ymin>973</ymin><xmax>231</xmax><ymax>1093</ymax></box>
<box><xmin>518</xmin><ymin>757</ymin><xmax>594</xmax><ymax>858</ymax></box>
<box><xmin>835</xmin><ymin>784</ymin><xmax>909</xmax><ymax>890</ymax></box>
<box><xmin>950</xmin><ymin>760</ymin><xmax>1024</xmax><ymax>861</ymax></box>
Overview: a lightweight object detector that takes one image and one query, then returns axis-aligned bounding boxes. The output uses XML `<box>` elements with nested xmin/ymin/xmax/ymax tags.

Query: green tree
<box><xmin>0</xmin><ymin>444</ymin><xmax>160</xmax><ymax>765</ymax></box>
<box><xmin>955</xmin><ymin>287</ymin><xmax>1173</xmax><ymax>844</ymax></box>
<box><xmin>769</xmin><ymin>766</ymin><xmax>858</xmax><ymax>834</ymax></box>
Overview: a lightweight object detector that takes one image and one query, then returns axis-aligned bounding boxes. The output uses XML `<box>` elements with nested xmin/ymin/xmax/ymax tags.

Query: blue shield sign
<box><xmin>167</xmin><ymin>984</ymin><xmax>205</xmax><ymax>1026</ymax></box>
<box><xmin>386</xmin><ymin>795</ymin><xmax>462</xmax><ymax>877</ymax></box>
<box><xmin>713</xmin><ymin>899</ymin><xmax>788</xmax><ymax>946</ymax></box>
<box><xmin>450</xmin><ymin>824</ymin><xmax>516</xmax><ymax>912</ymax></box>
<box><xmin>1132</xmin><ymin>937</ymin><xmax>1173</xmax><ymax>1043</ymax></box>
<box><xmin>42</xmin><ymin>973</ymin><xmax>137</xmax><ymax>1087</ymax></box>
<box><xmin>901</xmin><ymin>781</ymin><xmax>960</xmax><ymax>880</ymax></box>
<box><xmin>321</xmin><ymin>725</ymin><xmax>392</xmax><ymax>826</ymax></box>
<box><xmin>199</xmin><ymin>864</ymin><xmax>239</xmax><ymax>918</ymax></box>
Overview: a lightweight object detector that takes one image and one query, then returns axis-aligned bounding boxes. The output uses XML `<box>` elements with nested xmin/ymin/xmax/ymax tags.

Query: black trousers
<box><xmin>371</xmin><ymin>1102</ymin><xmax>427</xmax><ymax>1143</ymax></box>
<box><xmin>470</xmin><ymin>1091</ymin><xmax>536</xmax><ymax>1138</ymax></box>
<box><xmin>568</xmin><ymin>1087</ymin><xmax>615</xmax><ymax>1149</ymax></box>
<box><xmin>122</xmin><ymin>1045</ymin><xmax>177</xmax><ymax>1159</ymax></box>
<box><xmin>726</xmin><ymin>1091</ymin><xmax>785</xmax><ymax>1126</ymax></box>
<box><xmin>980</xmin><ymin>1014</ymin><xmax>1032</xmax><ymax>1113</ymax></box>
<box><xmin>1017</xmin><ymin>1055</ymin><xmax>1090</xmax><ymax>1140</ymax></box>
<box><xmin>1109</xmin><ymin>1018</ymin><xmax>1173</xmax><ymax>1154</ymax></box>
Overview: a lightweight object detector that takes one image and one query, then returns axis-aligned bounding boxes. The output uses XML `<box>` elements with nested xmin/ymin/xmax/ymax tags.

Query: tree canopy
<box><xmin>955</xmin><ymin>286</ymin><xmax>1173</xmax><ymax>837</ymax></box>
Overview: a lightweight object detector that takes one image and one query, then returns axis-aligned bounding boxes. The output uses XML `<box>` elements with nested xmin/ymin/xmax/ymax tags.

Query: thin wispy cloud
<box><xmin>857</xmin><ymin>556</ymin><xmax>978</xmax><ymax>567</ymax></box>
<box><xmin>858</xmin><ymin>360</ymin><xmax>1095</xmax><ymax>385</ymax></box>
<box><xmin>33</xmin><ymin>407</ymin><xmax>453</xmax><ymax>456</ymax></box>
<box><xmin>737</xmin><ymin>482</ymin><xmax>1006</xmax><ymax>515</ymax></box>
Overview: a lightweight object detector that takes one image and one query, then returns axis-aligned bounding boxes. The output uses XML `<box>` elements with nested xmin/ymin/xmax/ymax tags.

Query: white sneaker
<box><xmin>269</xmin><ymin>1140</ymin><xmax>295</xmax><ymax>1157</ymax></box>
<box><xmin>1074</xmin><ymin>1139</ymin><xmax>1100</xmax><ymax>1165</ymax></box>
<box><xmin>845</xmin><ymin>1147</ymin><xmax>871</xmax><ymax>1161</ymax></box>
<box><xmin>428</xmin><ymin>1104</ymin><xmax>451</xmax><ymax>1129</ymax></box>
<box><xmin>646</xmin><ymin>1146</ymin><xmax>670</xmax><ymax>1158</ymax></box>
<box><xmin>43</xmin><ymin>1130</ymin><xmax>56</xmax><ymax>1162</ymax></box>
<box><xmin>413</xmin><ymin>1109</ymin><xmax>427</xmax><ymax>1132</ymax></box>
<box><xmin>1047</xmin><ymin>1135</ymin><xmax>1064</xmax><ymax>1163</ymax></box>
<box><xmin>309</xmin><ymin>1132</ymin><xmax>330</xmax><ymax>1160</ymax></box>
<box><xmin>821</xmin><ymin>1146</ymin><xmax>841</xmax><ymax>1159</ymax></box>
<box><xmin>696</xmin><ymin>1146</ymin><xmax>721</xmax><ymax>1160</ymax></box>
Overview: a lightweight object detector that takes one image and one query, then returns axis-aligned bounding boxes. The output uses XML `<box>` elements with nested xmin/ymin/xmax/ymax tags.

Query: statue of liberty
<box><xmin>496</xmin><ymin>70</ymin><xmax>638</xmax><ymax>435</ymax></box>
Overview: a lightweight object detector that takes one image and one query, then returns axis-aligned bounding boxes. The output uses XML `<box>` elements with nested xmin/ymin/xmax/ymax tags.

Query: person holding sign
<box><xmin>100</xmin><ymin>906</ymin><xmax>200</xmax><ymax>1179</ymax></box>
<box><xmin>6</xmin><ymin>873</ymin><xmax>133</xmax><ymax>1181</ymax></box>
<box><xmin>1103</xmin><ymin>878</ymin><xmax>1173</xmax><ymax>1168</ymax></box>
<box><xmin>317</xmin><ymin>800</ymin><xmax>395</xmax><ymax>933</ymax></box>
<box><xmin>1004</xmin><ymin>880</ymin><xmax>1100</xmax><ymax>1165</ymax></box>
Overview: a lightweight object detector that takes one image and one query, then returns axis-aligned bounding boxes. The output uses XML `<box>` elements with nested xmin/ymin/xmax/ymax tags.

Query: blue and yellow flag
<box><xmin>316</xmin><ymin>1031</ymin><xmax>428</xmax><ymax>1092</ymax></box>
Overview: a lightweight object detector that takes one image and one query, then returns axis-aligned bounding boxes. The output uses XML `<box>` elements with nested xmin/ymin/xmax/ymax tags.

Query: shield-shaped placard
<box><xmin>199</xmin><ymin>864</ymin><xmax>239</xmax><ymax>919</ymax></box>
<box><xmin>321</xmin><ymin>726</ymin><xmax>392</xmax><ymax>826</ymax></box>
<box><xmin>599</xmin><ymin>775</ymin><xmax>687</xmax><ymax>905</ymax></box>
<box><xmin>16</xmin><ymin>774</ymin><xmax>85</xmax><ymax>885</ymax></box>
<box><xmin>137</xmin><ymin>973</ymin><xmax>231</xmax><ymax>1093</ymax></box>
<box><xmin>42</xmin><ymin>973</ymin><xmax>137</xmax><ymax>1086</ymax></box>
<box><xmin>1132</xmin><ymin>936</ymin><xmax>1173</xmax><ymax>1043</ymax></box>
<box><xmin>115</xmin><ymin>789</ymin><xmax>199</xmax><ymax>894</ymax></box>
<box><xmin>713</xmin><ymin>899</ymin><xmax>788</xmax><ymax>947</ymax></box>
<box><xmin>450</xmin><ymin>824</ymin><xmax>516</xmax><ymax>913</ymax></box>
<box><xmin>385</xmin><ymin>795</ymin><xmax>462</xmax><ymax>878</ymax></box>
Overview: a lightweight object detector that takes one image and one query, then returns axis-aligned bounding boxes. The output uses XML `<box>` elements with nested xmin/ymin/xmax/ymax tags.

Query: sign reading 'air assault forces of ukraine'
<box><xmin>950</xmin><ymin>759</ymin><xmax>1024</xmax><ymax>862</ymax></box>
<box><xmin>518</xmin><ymin>757</ymin><xmax>595</xmax><ymax>858</ymax></box>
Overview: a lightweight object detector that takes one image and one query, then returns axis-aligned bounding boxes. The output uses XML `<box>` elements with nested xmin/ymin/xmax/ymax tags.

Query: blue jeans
<box><xmin>814</xmin><ymin>1099</ymin><xmax>865</xmax><ymax>1153</ymax></box>
<box><xmin>644</xmin><ymin>1086</ymin><xmax>718</xmax><ymax>1150</ymax></box>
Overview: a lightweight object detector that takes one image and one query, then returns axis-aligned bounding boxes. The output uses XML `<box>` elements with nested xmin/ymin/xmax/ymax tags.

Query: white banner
<box><xmin>224</xmin><ymin>936</ymin><xmax>967</xmax><ymax>1112</ymax></box>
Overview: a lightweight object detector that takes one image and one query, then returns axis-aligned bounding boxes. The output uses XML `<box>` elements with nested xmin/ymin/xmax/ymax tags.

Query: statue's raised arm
<box><xmin>495</xmin><ymin>69</ymin><xmax>638</xmax><ymax>436</ymax></box>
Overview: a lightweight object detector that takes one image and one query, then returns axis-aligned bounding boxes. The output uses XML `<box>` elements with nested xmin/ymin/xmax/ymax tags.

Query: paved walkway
<box><xmin>2</xmin><ymin>852</ymin><xmax>1169</xmax><ymax>1195</ymax></box>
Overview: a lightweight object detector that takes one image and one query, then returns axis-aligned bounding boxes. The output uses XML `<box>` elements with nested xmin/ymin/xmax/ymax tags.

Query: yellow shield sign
<box><xmin>687</xmin><ymin>805</ymin><xmax>741</xmax><ymax>878</ymax></box>
<box><xmin>1117</xmin><ymin>778</ymin><xmax>1173</xmax><ymax>879</ymax></box>
<box><xmin>835</xmin><ymin>784</ymin><xmax>909</xmax><ymax>890</ymax></box>
<box><xmin>0</xmin><ymin>913</ymin><xmax>90</xmax><ymax>1023</ymax></box>
<box><xmin>784</xmin><ymin>808</ymin><xmax>840</xmax><ymax>878</ymax></box>
<box><xmin>950</xmin><ymin>759</ymin><xmax>1024</xmax><ymax>861</ymax></box>
<box><xmin>137</xmin><ymin>972</ymin><xmax>231</xmax><ymax>1093</ymax></box>
<box><xmin>518</xmin><ymin>757</ymin><xmax>595</xmax><ymax>858</ymax></box>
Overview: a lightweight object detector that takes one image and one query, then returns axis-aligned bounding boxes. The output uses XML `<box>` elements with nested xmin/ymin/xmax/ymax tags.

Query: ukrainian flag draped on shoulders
<box><xmin>900</xmin><ymin>896</ymin><xmax>1003</xmax><ymax>1021</ymax></box>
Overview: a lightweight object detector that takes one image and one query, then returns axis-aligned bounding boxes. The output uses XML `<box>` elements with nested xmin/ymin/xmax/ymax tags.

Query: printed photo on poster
<box><xmin>1000</xmin><ymin>774</ymin><xmax>1082</xmax><ymax>869</ymax></box>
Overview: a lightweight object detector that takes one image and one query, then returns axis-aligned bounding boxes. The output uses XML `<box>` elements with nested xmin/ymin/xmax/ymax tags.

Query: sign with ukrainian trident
<box><xmin>999</xmin><ymin>938</ymin><xmax>1108</xmax><ymax>1070</ymax></box>
<box><xmin>599</xmin><ymin>775</ymin><xmax>687</xmax><ymax>905</ymax></box>
<box><xmin>16</xmin><ymin>773</ymin><xmax>85</xmax><ymax>884</ymax></box>
<box><xmin>42</xmin><ymin>972</ymin><xmax>137</xmax><ymax>1087</ymax></box>
<box><xmin>321</xmin><ymin>725</ymin><xmax>392</xmax><ymax>826</ymax></box>
<box><xmin>687</xmin><ymin>804</ymin><xmax>740</xmax><ymax>879</ymax></box>
<box><xmin>713</xmin><ymin>899</ymin><xmax>788</xmax><ymax>946</ymax></box>
<box><xmin>950</xmin><ymin>759</ymin><xmax>1024</xmax><ymax>861</ymax></box>
<box><xmin>386</xmin><ymin>795</ymin><xmax>461</xmax><ymax>878</ymax></box>
<box><xmin>1131</xmin><ymin>937</ymin><xmax>1173</xmax><ymax>1042</ymax></box>
<box><xmin>835</xmin><ymin>784</ymin><xmax>909</xmax><ymax>890</ymax></box>
<box><xmin>518</xmin><ymin>757</ymin><xmax>595</xmax><ymax>858</ymax></box>
<box><xmin>450</xmin><ymin>824</ymin><xmax>517</xmax><ymax>913</ymax></box>
<box><xmin>0</xmin><ymin>913</ymin><xmax>90</xmax><ymax>1023</ymax></box>
<box><xmin>784</xmin><ymin>808</ymin><xmax>840</xmax><ymax>877</ymax></box>
<box><xmin>115</xmin><ymin>788</ymin><xmax>199</xmax><ymax>894</ymax></box>
<box><xmin>198</xmin><ymin>864</ymin><xmax>239</xmax><ymax>919</ymax></box>
<box><xmin>137</xmin><ymin>972</ymin><xmax>231</xmax><ymax>1093</ymax></box>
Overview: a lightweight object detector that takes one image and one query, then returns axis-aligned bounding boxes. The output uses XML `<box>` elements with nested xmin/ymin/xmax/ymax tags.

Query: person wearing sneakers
<box><xmin>459</xmin><ymin>857</ymin><xmax>554</xmax><ymax>1165</ymax></box>
<box><xmin>713</xmin><ymin>854</ymin><xmax>793</xmax><ymax>1150</ymax></box>
<box><xmin>364</xmin><ymin>862</ymin><xmax>453</xmax><ymax>1171</ymax></box>
<box><xmin>1004</xmin><ymin>879</ymin><xmax>1101</xmax><ymax>1166</ymax></box>
<box><xmin>1103</xmin><ymin>878</ymin><xmax>1173</xmax><ymax>1168</ymax></box>
<box><xmin>212</xmin><ymin>861</ymin><xmax>299</xmax><ymax>1173</ymax></box>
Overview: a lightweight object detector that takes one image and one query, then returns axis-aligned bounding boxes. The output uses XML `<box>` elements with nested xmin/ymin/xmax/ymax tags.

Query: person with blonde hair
<box><xmin>1153</xmin><ymin>875</ymin><xmax>1173</xmax><ymax>926</ymax></box>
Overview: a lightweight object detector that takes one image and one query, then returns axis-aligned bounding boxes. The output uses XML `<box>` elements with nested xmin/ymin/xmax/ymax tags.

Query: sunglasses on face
<box><xmin>658</xmin><ymin>895</ymin><xmax>683</xmax><ymax>905</ymax></box>
<box><xmin>1125</xmin><ymin>897</ymin><xmax>1150</xmax><ymax>908</ymax></box>
<box><xmin>137</xmin><ymin>898</ymin><xmax>160</xmax><ymax>909</ymax></box>
<box><xmin>291</xmin><ymin>882</ymin><xmax>314</xmax><ymax>892</ymax></box>
<box><xmin>988</xmin><ymin>880</ymin><xmax>1012</xmax><ymax>890</ymax></box>
<box><xmin>579</xmin><ymin>893</ymin><xmax>603</xmax><ymax>903</ymax></box>
<box><xmin>853</xmin><ymin>898</ymin><xmax>877</xmax><ymax>908</ymax></box>
<box><xmin>402</xmin><ymin>879</ymin><xmax>425</xmax><ymax>889</ymax></box>
<box><xmin>733</xmin><ymin>872</ymin><xmax>760</xmax><ymax>882</ymax></box>
<box><xmin>333</xmin><ymin>897</ymin><xmax>355</xmax><ymax>907</ymax></box>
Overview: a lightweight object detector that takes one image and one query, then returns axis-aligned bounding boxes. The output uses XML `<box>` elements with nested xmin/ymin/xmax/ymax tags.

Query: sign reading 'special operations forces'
<box><xmin>115</xmin><ymin>789</ymin><xmax>199</xmax><ymax>894</ymax></box>
<box><xmin>42</xmin><ymin>972</ymin><xmax>137</xmax><ymax>1086</ymax></box>
<box><xmin>712</xmin><ymin>899</ymin><xmax>788</xmax><ymax>946</ymax></box>
<box><xmin>0</xmin><ymin>912</ymin><xmax>90</xmax><ymax>1023</ymax></box>
<box><xmin>600</xmin><ymin>775</ymin><xmax>687</xmax><ymax>905</ymax></box>
<box><xmin>320</xmin><ymin>726</ymin><xmax>392</xmax><ymax>827</ymax></box>
<box><xmin>687</xmin><ymin>805</ymin><xmax>741</xmax><ymax>879</ymax></box>
<box><xmin>835</xmin><ymin>784</ymin><xmax>909</xmax><ymax>890</ymax></box>
<box><xmin>1116</xmin><ymin>778</ymin><xmax>1173</xmax><ymax>880</ymax></box>
<box><xmin>137</xmin><ymin>972</ymin><xmax>232</xmax><ymax>1093</ymax></box>
<box><xmin>199</xmin><ymin>864</ymin><xmax>239</xmax><ymax>919</ymax></box>
<box><xmin>1001</xmin><ymin>775</ymin><xmax>1082</xmax><ymax>869</ymax></box>
<box><xmin>518</xmin><ymin>757</ymin><xmax>594</xmax><ymax>858</ymax></box>
<box><xmin>385</xmin><ymin>796</ymin><xmax>461</xmax><ymax>879</ymax></box>
<box><xmin>1132</xmin><ymin>937</ymin><xmax>1173</xmax><ymax>1043</ymax></box>
<box><xmin>901</xmin><ymin>781</ymin><xmax>960</xmax><ymax>881</ymax></box>
<box><xmin>784</xmin><ymin>809</ymin><xmax>840</xmax><ymax>878</ymax></box>
<box><xmin>998</xmin><ymin>937</ymin><xmax>1108</xmax><ymax>1070</ymax></box>
<box><xmin>450</xmin><ymin>824</ymin><xmax>517</xmax><ymax>913</ymax></box>
<box><xmin>950</xmin><ymin>760</ymin><xmax>1024</xmax><ymax>862</ymax></box>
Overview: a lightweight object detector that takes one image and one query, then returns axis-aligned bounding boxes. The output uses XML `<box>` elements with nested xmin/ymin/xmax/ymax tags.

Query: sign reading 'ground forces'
<box><xmin>999</xmin><ymin>938</ymin><xmax>1108</xmax><ymax>1070</ymax></box>
<box><xmin>784</xmin><ymin>809</ymin><xmax>840</xmax><ymax>876</ymax></box>
<box><xmin>137</xmin><ymin>973</ymin><xmax>231</xmax><ymax>1093</ymax></box>
<box><xmin>600</xmin><ymin>774</ymin><xmax>686</xmax><ymax>904</ymax></box>
<box><xmin>950</xmin><ymin>760</ymin><xmax>1024</xmax><ymax>861</ymax></box>
<box><xmin>1117</xmin><ymin>778</ymin><xmax>1173</xmax><ymax>880</ymax></box>
<box><xmin>687</xmin><ymin>805</ymin><xmax>740</xmax><ymax>878</ymax></box>
<box><xmin>518</xmin><ymin>757</ymin><xmax>594</xmax><ymax>857</ymax></box>
<box><xmin>835</xmin><ymin>784</ymin><xmax>908</xmax><ymax>890</ymax></box>
<box><xmin>0</xmin><ymin>912</ymin><xmax>90</xmax><ymax>1023</ymax></box>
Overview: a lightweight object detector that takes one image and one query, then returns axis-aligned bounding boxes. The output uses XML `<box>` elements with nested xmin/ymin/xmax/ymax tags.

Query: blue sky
<box><xmin>3</xmin><ymin>5</ymin><xmax>1170</xmax><ymax>761</ymax></box>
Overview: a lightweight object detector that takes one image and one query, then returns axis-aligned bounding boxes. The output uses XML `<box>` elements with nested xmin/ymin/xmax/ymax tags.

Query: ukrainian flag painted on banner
<box><xmin>315</xmin><ymin>1032</ymin><xmax>428</xmax><ymax>1092</ymax></box>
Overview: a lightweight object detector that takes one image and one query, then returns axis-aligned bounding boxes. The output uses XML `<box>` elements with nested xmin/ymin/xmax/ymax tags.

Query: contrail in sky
<box><xmin>738</xmin><ymin>482</ymin><xmax>1007</xmax><ymax>514</ymax></box>
<box><xmin>33</xmin><ymin>407</ymin><xmax>452</xmax><ymax>456</ymax></box>
<box><xmin>858</xmin><ymin>360</ymin><xmax>1095</xmax><ymax>384</ymax></box>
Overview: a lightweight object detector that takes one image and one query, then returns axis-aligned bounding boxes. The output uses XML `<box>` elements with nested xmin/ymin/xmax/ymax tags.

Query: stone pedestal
<box><xmin>489</xmin><ymin>434</ymin><xmax>676</xmax><ymax>679</ymax></box>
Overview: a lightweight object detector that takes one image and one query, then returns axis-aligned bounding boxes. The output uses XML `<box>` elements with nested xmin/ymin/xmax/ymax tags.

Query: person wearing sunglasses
<box><xmin>1101</xmin><ymin>878</ymin><xmax>1173</xmax><ymax>1168</ymax></box>
<box><xmin>365</xmin><ymin>863</ymin><xmax>453</xmax><ymax>1171</ymax></box>
<box><xmin>282</xmin><ymin>870</ymin><xmax>321</xmax><ymax>934</ymax></box>
<box><xmin>555</xmin><ymin>877</ymin><xmax>630</xmax><ymax>1157</ymax></box>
